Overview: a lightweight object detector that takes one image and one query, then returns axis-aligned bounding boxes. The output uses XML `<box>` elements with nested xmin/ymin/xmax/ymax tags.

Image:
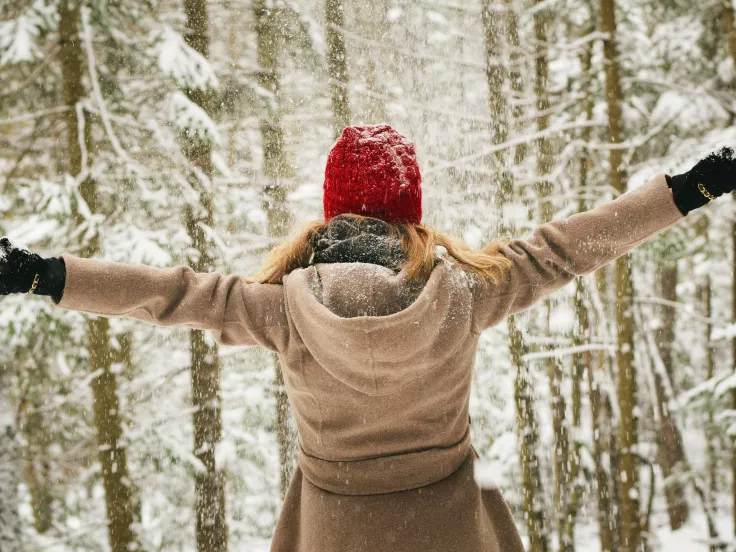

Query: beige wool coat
<box><xmin>52</xmin><ymin>174</ymin><xmax>685</xmax><ymax>551</ymax></box>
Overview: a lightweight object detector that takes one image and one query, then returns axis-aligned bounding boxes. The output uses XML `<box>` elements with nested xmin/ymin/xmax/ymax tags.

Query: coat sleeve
<box><xmin>51</xmin><ymin>255</ymin><xmax>289</xmax><ymax>352</ymax></box>
<box><xmin>472</xmin><ymin>174</ymin><xmax>685</xmax><ymax>331</ymax></box>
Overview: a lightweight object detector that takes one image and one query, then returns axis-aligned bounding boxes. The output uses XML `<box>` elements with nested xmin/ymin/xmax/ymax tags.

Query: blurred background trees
<box><xmin>3</xmin><ymin>0</ymin><xmax>736</xmax><ymax>550</ymax></box>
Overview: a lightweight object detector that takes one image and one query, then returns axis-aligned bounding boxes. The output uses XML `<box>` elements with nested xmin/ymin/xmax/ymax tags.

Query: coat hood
<box><xmin>282</xmin><ymin>260</ymin><xmax>474</xmax><ymax>396</ymax></box>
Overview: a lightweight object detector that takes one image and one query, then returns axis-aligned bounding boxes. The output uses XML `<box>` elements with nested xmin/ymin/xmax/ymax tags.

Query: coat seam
<box><xmin>367</xmin><ymin>329</ymin><xmax>378</xmax><ymax>395</ymax></box>
<box><xmin>298</xmin><ymin>345</ymin><xmax>325</xmax><ymax>448</ymax></box>
<box><xmin>367</xmin><ymin>275</ymin><xmax>379</xmax><ymax>394</ymax></box>
<box><xmin>222</xmin><ymin>320</ymin><xmax>289</xmax><ymax>331</ymax></box>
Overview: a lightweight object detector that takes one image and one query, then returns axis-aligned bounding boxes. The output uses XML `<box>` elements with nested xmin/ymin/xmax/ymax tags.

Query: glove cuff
<box><xmin>33</xmin><ymin>257</ymin><xmax>66</xmax><ymax>301</ymax></box>
<box><xmin>666</xmin><ymin>172</ymin><xmax>710</xmax><ymax>215</ymax></box>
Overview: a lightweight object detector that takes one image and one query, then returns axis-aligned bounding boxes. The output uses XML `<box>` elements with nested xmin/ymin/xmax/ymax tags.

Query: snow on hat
<box><xmin>323</xmin><ymin>124</ymin><xmax>423</xmax><ymax>224</ymax></box>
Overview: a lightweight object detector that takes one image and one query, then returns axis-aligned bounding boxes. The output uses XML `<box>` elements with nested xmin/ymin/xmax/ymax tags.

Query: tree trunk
<box><xmin>88</xmin><ymin>318</ymin><xmax>138</xmax><ymax>551</ymax></box>
<box><xmin>483</xmin><ymin>2</ymin><xmax>548</xmax><ymax>549</ymax></box>
<box><xmin>0</xmin><ymin>386</ymin><xmax>22</xmax><ymax>552</ymax></box>
<box><xmin>721</xmin><ymin>0</ymin><xmax>736</xmax><ymax>537</ymax></box>
<box><xmin>253</xmin><ymin>0</ymin><xmax>297</xmax><ymax>499</ymax></box>
<box><xmin>511</xmin><ymin>317</ymin><xmax>549</xmax><ymax>552</ymax></box>
<box><xmin>599</xmin><ymin>0</ymin><xmax>640</xmax><ymax>549</ymax></box>
<box><xmin>21</xmin><ymin>392</ymin><xmax>53</xmax><ymax>534</ymax></box>
<box><xmin>326</xmin><ymin>0</ymin><xmax>351</xmax><ymax>136</ymax></box>
<box><xmin>655</xmin><ymin>265</ymin><xmax>677</xmax><ymax>385</ymax></box>
<box><xmin>592</xmin><ymin>257</ymin><xmax>620</xmax><ymax>552</ymax></box>
<box><xmin>604</xmin><ymin>380</ymin><xmax>623</xmax><ymax>551</ymax></box>
<box><xmin>653</xmin><ymin>263</ymin><xmax>690</xmax><ymax>530</ymax></box>
<box><xmin>733</xmin><ymin>193</ymin><xmax>736</xmax><ymax>539</ymax></box>
<box><xmin>569</xmin><ymin>278</ymin><xmax>586</xmax><ymax>551</ymax></box>
<box><xmin>724</xmin><ymin>0</ymin><xmax>736</xmax><ymax>65</ymax></box>
<box><xmin>612</xmin><ymin>207</ymin><xmax>639</xmax><ymax>552</ymax></box>
<box><xmin>694</xmin><ymin>216</ymin><xmax>718</xmax><ymax>551</ymax></box>
<box><xmin>225</xmin><ymin>0</ymin><xmax>239</xmax><ymax>171</ymax></box>
<box><xmin>532</xmin><ymin>5</ymin><xmax>570</xmax><ymax>548</ymax></box>
<box><xmin>358</xmin><ymin>0</ymin><xmax>389</xmax><ymax>123</ymax></box>
<box><xmin>532</xmin><ymin>0</ymin><xmax>554</xmax><ymax>224</ymax></box>
<box><xmin>181</xmin><ymin>1</ymin><xmax>228</xmax><ymax>550</ymax></box>
<box><xmin>587</xmin><ymin>351</ymin><xmax>616</xmax><ymax>552</ymax></box>
<box><xmin>504</xmin><ymin>0</ymin><xmax>527</xmax><ymax>165</ymax></box>
<box><xmin>567</xmin><ymin>33</ymin><xmax>596</xmax><ymax>551</ymax></box>
<box><xmin>733</xmin><ymin>198</ymin><xmax>736</xmax><ymax>539</ymax></box>
<box><xmin>59</xmin><ymin>4</ymin><xmax>137</xmax><ymax>552</ymax></box>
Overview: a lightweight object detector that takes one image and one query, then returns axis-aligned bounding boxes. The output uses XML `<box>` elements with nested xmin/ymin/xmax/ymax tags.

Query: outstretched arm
<box><xmin>473</xmin><ymin>146</ymin><xmax>736</xmax><ymax>331</ymax></box>
<box><xmin>472</xmin><ymin>173</ymin><xmax>684</xmax><ymax>331</ymax></box>
<box><xmin>0</xmin><ymin>243</ymin><xmax>289</xmax><ymax>351</ymax></box>
<box><xmin>55</xmin><ymin>255</ymin><xmax>289</xmax><ymax>350</ymax></box>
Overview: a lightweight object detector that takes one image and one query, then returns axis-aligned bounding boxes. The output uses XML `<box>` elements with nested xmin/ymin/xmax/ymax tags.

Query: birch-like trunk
<box><xmin>0</xmin><ymin>386</ymin><xmax>22</xmax><ymax>552</ymax></box>
<box><xmin>733</xmin><ymin>199</ymin><xmax>736</xmax><ymax>539</ymax></box>
<box><xmin>733</xmin><ymin>195</ymin><xmax>736</xmax><ymax>538</ymax></box>
<box><xmin>568</xmin><ymin>36</ymin><xmax>614</xmax><ymax>552</ymax></box>
<box><xmin>181</xmin><ymin>1</ymin><xmax>228</xmax><ymax>550</ymax></box>
<box><xmin>532</xmin><ymin>5</ymin><xmax>571</xmax><ymax>548</ymax></box>
<box><xmin>483</xmin><ymin>2</ymin><xmax>548</xmax><ymax>549</ymax></box>
<box><xmin>59</xmin><ymin>4</ymin><xmax>137</xmax><ymax>551</ymax></box>
<box><xmin>694</xmin><ymin>217</ymin><xmax>719</xmax><ymax>552</ymax></box>
<box><xmin>326</xmin><ymin>0</ymin><xmax>351</xmax><ymax>136</ymax></box>
<box><xmin>721</xmin><ymin>0</ymin><xmax>736</xmax><ymax>536</ymax></box>
<box><xmin>21</xmin><ymin>377</ymin><xmax>53</xmax><ymax>534</ymax></box>
<box><xmin>568</xmin><ymin>30</ymin><xmax>596</xmax><ymax>551</ymax></box>
<box><xmin>357</xmin><ymin>0</ymin><xmax>389</xmax><ymax>123</ymax></box>
<box><xmin>586</xmin><ymin>354</ymin><xmax>618</xmax><ymax>552</ymax></box>
<box><xmin>599</xmin><ymin>0</ymin><xmax>640</xmax><ymax>549</ymax></box>
<box><xmin>253</xmin><ymin>0</ymin><xmax>297</xmax><ymax>499</ymax></box>
<box><xmin>653</xmin><ymin>262</ymin><xmax>690</xmax><ymax>530</ymax></box>
<box><xmin>593</xmin><ymin>205</ymin><xmax>621</xmax><ymax>552</ymax></box>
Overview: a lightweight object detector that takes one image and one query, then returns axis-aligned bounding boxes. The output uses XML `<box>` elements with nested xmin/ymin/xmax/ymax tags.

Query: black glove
<box><xmin>0</xmin><ymin>238</ymin><xmax>66</xmax><ymax>302</ymax></box>
<box><xmin>666</xmin><ymin>146</ymin><xmax>736</xmax><ymax>215</ymax></box>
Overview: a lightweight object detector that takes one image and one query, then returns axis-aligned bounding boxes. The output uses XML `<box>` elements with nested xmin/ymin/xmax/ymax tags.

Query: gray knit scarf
<box><xmin>310</xmin><ymin>216</ymin><xmax>406</xmax><ymax>271</ymax></box>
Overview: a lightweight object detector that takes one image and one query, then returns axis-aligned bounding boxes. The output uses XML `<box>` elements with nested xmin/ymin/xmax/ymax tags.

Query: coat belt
<box><xmin>297</xmin><ymin>427</ymin><xmax>472</xmax><ymax>496</ymax></box>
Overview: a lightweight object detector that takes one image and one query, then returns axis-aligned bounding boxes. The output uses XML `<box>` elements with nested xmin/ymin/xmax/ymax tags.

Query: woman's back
<box><xmin>282</xmin><ymin>260</ymin><xmax>478</xmax><ymax>492</ymax></box>
<box><xmin>275</xmin><ymin>258</ymin><xmax>522</xmax><ymax>552</ymax></box>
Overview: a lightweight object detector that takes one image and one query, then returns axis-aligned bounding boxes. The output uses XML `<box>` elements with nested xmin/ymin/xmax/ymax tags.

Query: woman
<box><xmin>1</xmin><ymin>124</ymin><xmax>734</xmax><ymax>551</ymax></box>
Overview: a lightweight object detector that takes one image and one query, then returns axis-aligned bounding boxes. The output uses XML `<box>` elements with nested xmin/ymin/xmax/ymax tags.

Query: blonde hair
<box><xmin>245</xmin><ymin>214</ymin><xmax>512</xmax><ymax>285</ymax></box>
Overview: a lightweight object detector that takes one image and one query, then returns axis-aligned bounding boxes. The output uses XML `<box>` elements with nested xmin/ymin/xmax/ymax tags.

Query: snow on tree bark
<box><xmin>180</xmin><ymin>1</ymin><xmax>229</xmax><ymax>550</ymax></box>
<box><xmin>0</xmin><ymin>387</ymin><xmax>22</xmax><ymax>552</ymax></box>
<box><xmin>23</xmin><ymin>408</ymin><xmax>53</xmax><ymax>534</ymax></box>
<box><xmin>590</xmin><ymin>218</ymin><xmax>622</xmax><ymax>550</ymax></box>
<box><xmin>59</xmin><ymin>3</ymin><xmax>138</xmax><ymax>552</ymax></box>
<box><xmin>326</xmin><ymin>0</ymin><xmax>351</xmax><ymax>136</ymax></box>
<box><xmin>721</xmin><ymin>0</ymin><xmax>736</xmax><ymax>537</ymax></box>
<box><xmin>532</xmin><ymin>4</ymin><xmax>573</xmax><ymax>549</ymax></box>
<box><xmin>357</xmin><ymin>0</ymin><xmax>389</xmax><ymax>124</ymax></box>
<box><xmin>568</xmin><ymin>19</ymin><xmax>596</xmax><ymax>549</ymax></box>
<box><xmin>653</xmin><ymin>262</ymin><xmax>690</xmax><ymax>530</ymax></box>
<box><xmin>253</xmin><ymin>0</ymin><xmax>298</xmax><ymax>499</ymax></box>
<box><xmin>599</xmin><ymin>0</ymin><xmax>640</xmax><ymax>549</ymax></box>
<box><xmin>482</xmin><ymin>1</ymin><xmax>548</xmax><ymax>549</ymax></box>
<box><xmin>694</xmin><ymin>215</ymin><xmax>720</xmax><ymax>552</ymax></box>
<box><xmin>732</xmin><ymin>199</ymin><xmax>736</xmax><ymax>539</ymax></box>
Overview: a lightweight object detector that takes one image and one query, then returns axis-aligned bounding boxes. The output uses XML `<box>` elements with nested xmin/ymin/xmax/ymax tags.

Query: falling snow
<box><xmin>1</xmin><ymin>0</ymin><xmax>736</xmax><ymax>551</ymax></box>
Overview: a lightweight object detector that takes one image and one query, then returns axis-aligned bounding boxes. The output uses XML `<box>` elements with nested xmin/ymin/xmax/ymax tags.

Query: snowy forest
<box><xmin>3</xmin><ymin>0</ymin><xmax>736</xmax><ymax>551</ymax></box>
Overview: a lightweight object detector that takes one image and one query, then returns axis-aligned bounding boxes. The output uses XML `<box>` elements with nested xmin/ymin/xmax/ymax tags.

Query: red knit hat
<box><xmin>323</xmin><ymin>124</ymin><xmax>422</xmax><ymax>224</ymax></box>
